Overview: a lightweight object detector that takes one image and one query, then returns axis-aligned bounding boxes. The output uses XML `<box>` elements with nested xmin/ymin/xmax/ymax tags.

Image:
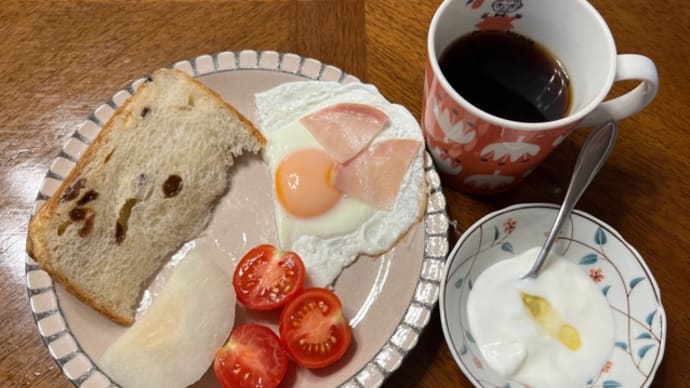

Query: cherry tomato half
<box><xmin>279</xmin><ymin>288</ymin><xmax>352</xmax><ymax>369</ymax></box>
<box><xmin>233</xmin><ymin>244</ymin><xmax>306</xmax><ymax>311</ymax></box>
<box><xmin>213</xmin><ymin>324</ymin><xmax>288</xmax><ymax>388</ymax></box>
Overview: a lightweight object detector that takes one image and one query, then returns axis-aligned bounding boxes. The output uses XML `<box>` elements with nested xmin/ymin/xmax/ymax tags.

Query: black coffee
<box><xmin>439</xmin><ymin>30</ymin><xmax>571</xmax><ymax>123</ymax></box>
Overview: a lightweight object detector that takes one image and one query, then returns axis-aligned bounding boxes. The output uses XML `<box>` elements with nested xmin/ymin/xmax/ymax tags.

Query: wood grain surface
<box><xmin>1</xmin><ymin>1</ymin><xmax>688</xmax><ymax>387</ymax></box>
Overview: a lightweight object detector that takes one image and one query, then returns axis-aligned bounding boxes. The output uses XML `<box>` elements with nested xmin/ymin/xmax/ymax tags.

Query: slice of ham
<box><xmin>300</xmin><ymin>103</ymin><xmax>390</xmax><ymax>163</ymax></box>
<box><xmin>333</xmin><ymin>139</ymin><xmax>421</xmax><ymax>210</ymax></box>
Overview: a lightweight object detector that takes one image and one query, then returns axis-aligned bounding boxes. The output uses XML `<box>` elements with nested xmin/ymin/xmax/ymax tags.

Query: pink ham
<box><xmin>300</xmin><ymin>103</ymin><xmax>390</xmax><ymax>163</ymax></box>
<box><xmin>333</xmin><ymin>139</ymin><xmax>421</xmax><ymax>210</ymax></box>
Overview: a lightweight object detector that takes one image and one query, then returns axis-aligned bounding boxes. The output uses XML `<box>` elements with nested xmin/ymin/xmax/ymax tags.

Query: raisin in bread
<box><xmin>27</xmin><ymin>68</ymin><xmax>265</xmax><ymax>325</ymax></box>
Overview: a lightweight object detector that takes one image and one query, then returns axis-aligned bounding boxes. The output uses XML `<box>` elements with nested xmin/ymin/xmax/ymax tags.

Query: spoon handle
<box><xmin>523</xmin><ymin>120</ymin><xmax>618</xmax><ymax>279</ymax></box>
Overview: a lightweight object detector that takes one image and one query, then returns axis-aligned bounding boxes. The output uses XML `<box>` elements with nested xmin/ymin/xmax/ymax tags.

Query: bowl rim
<box><xmin>439</xmin><ymin>202</ymin><xmax>667</xmax><ymax>387</ymax></box>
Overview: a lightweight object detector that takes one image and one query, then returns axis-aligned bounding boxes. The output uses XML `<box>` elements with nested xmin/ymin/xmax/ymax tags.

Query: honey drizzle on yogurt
<box><xmin>466</xmin><ymin>246</ymin><xmax>615</xmax><ymax>388</ymax></box>
<box><xmin>520</xmin><ymin>292</ymin><xmax>582</xmax><ymax>351</ymax></box>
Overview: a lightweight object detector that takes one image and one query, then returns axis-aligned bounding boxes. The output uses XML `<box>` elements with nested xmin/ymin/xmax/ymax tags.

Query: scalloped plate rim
<box><xmin>25</xmin><ymin>49</ymin><xmax>450</xmax><ymax>388</ymax></box>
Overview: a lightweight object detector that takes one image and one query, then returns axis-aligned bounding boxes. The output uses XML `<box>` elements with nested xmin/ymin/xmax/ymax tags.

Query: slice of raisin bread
<box><xmin>27</xmin><ymin>68</ymin><xmax>265</xmax><ymax>325</ymax></box>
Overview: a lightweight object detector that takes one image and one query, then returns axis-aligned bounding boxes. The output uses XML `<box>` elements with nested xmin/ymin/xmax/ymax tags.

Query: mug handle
<box><xmin>577</xmin><ymin>54</ymin><xmax>658</xmax><ymax>128</ymax></box>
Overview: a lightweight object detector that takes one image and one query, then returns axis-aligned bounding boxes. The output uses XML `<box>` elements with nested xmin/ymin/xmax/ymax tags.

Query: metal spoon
<box><xmin>523</xmin><ymin>120</ymin><xmax>617</xmax><ymax>279</ymax></box>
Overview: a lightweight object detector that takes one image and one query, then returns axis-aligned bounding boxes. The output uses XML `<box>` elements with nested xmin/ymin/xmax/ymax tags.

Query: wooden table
<box><xmin>1</xmin><ymin>1</ymin><xmax>688</xmax><ymax>387</ymax></box>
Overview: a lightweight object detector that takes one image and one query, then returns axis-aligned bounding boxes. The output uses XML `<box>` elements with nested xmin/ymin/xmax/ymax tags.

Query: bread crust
<box><xmin>185</xmin><ymin>70</ymin><xmax>266</xmax><ymax>148</ymax></box>
<box><xmin>27</xmin><ymin>78</ymin><xmax>150</xmax><ymax>325</ymax></box>
<box><xmin>26</xmin><ymin>68</ymin><xmax>264</xmax><ymax>325</ymax></box>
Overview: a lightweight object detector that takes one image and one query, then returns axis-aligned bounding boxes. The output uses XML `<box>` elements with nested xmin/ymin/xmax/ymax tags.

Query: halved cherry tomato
<box><xmin>213</xmin><ymin>324</ymin><xmax>288</xmax><ymax>388</ymax></box>
<box><xmin>233</xmin><ymin>244</ymin><xmax>306</xmax><ymax>310</ymax></box>
<box><xmin>279</xmin><ymin>288</ymin><xmax>352</xmax><ymax>369</ymax></box>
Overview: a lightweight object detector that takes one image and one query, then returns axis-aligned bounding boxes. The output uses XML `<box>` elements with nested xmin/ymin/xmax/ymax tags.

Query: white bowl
<box><xmin>440</xmin><ymin>203</ymin><xmax>666</xmax><ymax>387</ymax></box>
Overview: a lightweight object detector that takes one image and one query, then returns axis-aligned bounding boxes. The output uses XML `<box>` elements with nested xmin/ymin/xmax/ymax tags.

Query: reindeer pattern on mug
<box><xmin>423</xmin><ymin>0</ymin><xmax>574</xmax><ymax>192</ymax></box>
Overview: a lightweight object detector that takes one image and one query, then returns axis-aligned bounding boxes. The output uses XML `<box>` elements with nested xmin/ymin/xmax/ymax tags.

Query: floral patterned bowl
<box><xmin>440</xmin><ymin>203</ymin><xmax>666</xmax><ymax>387</ymax></box>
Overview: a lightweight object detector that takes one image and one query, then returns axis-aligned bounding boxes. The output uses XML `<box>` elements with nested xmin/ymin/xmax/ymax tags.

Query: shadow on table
<box><xmin>445</xmin><ymin>134</ymin><xmax>661</xmax><ymax>233</ymax></box>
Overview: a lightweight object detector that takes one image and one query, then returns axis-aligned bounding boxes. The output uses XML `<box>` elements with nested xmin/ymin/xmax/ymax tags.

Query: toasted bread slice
<box><xmin>27</xmin><ymin>68</ymin><xmax>265</xmax><ymax>325</ymax></box>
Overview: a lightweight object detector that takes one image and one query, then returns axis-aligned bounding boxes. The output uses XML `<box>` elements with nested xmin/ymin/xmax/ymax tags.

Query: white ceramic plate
<box><xmin>440</xmin><ymin>203</ymin><xmax>666</xmax><ymax>387</ymax></box>
<box><xmin>25</xmin><ymin>50</ymin><xmax>450</xmax><ymax>388</ymax></box>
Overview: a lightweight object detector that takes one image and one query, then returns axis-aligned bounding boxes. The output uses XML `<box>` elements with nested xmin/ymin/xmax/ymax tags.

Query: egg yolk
<box><xmin>275</xmin><ymin>148</ymin><xmax>341</xmax><ymax>218</ymax></box>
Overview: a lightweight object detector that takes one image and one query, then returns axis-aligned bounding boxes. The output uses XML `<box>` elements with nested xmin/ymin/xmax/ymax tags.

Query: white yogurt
<box><xmin>466</xmin><ymin>247</ymin><xmax>615</xmax><ymax>388</ymax></box>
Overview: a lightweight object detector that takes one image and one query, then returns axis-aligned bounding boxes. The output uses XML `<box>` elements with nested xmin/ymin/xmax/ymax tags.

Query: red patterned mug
<box><xmin>423</xmin><ymin>0</ymin><xmax>658</xmax><ymax>194</ymax></box>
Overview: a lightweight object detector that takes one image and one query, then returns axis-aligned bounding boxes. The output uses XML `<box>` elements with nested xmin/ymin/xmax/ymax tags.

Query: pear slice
<box><xmin>101</xmin><ymin>252</ymin><xmax>236</xmax><ymax>388</ymax></box>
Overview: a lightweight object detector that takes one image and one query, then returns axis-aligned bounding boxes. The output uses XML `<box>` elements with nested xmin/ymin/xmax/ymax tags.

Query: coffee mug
<box><xmin>423</xmin><ymin>0</ymin><xmax>658</xmax><ymax>194</ymax></box>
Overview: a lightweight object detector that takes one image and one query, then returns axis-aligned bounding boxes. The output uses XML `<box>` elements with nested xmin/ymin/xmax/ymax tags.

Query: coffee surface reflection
<box><xmin>439</xmin><ymin>30</ymin><xmax>571</xmax><ymax>123</ymax></box>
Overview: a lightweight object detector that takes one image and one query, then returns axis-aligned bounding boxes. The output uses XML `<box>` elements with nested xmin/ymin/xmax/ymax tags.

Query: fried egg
<box><xmin>255</xmin><ymin>81</ymin><xmax>425</xmax><ymax>286</ymax></box>
<box><xmin>262</xmin><ymin>120</ymin><xmax>378</xmax><ymax>247</ymax></box>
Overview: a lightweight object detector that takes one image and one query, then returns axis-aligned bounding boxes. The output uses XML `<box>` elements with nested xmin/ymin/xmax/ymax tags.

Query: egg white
<box><xmin>255</xmin><ymin>81</ymin><xmax>426</xmax><ymax>287</ymax></box>
<box><xmin>263</xmin><ymin>120</ymin><xmax>377</xmax><ymax>248</ymax></box>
